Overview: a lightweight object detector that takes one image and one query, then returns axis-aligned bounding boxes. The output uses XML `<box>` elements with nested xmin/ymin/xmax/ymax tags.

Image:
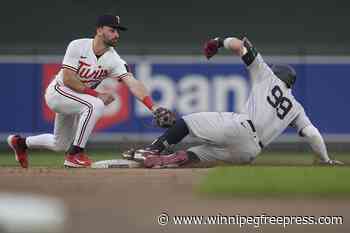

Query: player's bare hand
<box><xmin>98</xmin><ymin>93</ymin><xmax>115</xmax><ymax>105</ymax></box>
<box><xmin>318</xmin><ymin>159</ymin><xmax>344</xmax><ymax>166</ymax></box>
<box><xmin>203</xmin><ymin>37</ymin><xmax>223</xmax><ymax>59</ymax></box>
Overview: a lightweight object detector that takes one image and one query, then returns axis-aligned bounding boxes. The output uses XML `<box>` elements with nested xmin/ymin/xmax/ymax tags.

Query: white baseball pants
<box><xmin>25</xmin><ymin>81</ymin><xmax>104</xmax><ymax>151</ymax></box>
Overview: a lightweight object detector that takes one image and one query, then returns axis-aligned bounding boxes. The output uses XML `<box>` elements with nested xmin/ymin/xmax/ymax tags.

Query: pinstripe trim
<box><xmin>81</xmin><ymin>79</ymin><xmax>100</xmax><ymax>83</ymax></box>
<box><xmin>111</xmin><ymin>72</ymin><xmax>130</xmax><ymax>80</ymax></box>
<box><xmin>54</xmin><ymin>84</ymin><xmax>93</xmax><ymax>147</ymax></box>
<box><xmin>62</xmin><ymin>64</ymin><xmax>78</xmax><ymax>72</ymax></box>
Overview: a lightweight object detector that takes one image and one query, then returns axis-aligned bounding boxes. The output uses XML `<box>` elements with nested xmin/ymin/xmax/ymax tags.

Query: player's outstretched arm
<box><xmin>222</xmin><ymin>37</ymin><xmax>247</xmax><ymax>56</ymax></box>
<box><xmin>203</xmin><ymin>37</ymin><xmax>260</xmax><ymax>67</ymax></box>
<box><xmin>203</xmin><ymin>37</ymin><xmax>246</xmax><ymax>59</ymax></box>
<box><xmin>204</xmin><ymin>36</ymin><xmax>273</xmax><ymax>83</ymax></box>
<box><xmin>300</xmin><ymin>125</ymin><xmax>344</xmax><ymax>165</ymax></box>
<box><xmin>121</xmin><ymin>73</ymin><xmax>155</xmax><ymax>111</ymax></box>
<box><xmin>121</xmin><ymin>74</ymin><xmax>176</xmax><ymax>128</ymax></box>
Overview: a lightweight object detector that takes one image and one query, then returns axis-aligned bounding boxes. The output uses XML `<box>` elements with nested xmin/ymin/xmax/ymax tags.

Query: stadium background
<box><xmin>1</xmin><ymin>0</ymin><xmax>350</xmax><ymax>55</ymax></box>
<box><xmin>1</xmin><ymin>0</ymin><xmax>349</xmax><ymax>152</ymax></box>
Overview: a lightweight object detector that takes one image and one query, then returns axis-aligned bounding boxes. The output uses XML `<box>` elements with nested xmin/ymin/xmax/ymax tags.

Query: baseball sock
<box><xmin>67</xmin><ymin>145</ymin><xmax>84</xmax><ymax>155</ymax></box>
<box><xmin>148</xmin><ymin>118</ymin><xmax>189</xmax><ymax>152</ymax></box>
<box><xmin>18</xmin><ymin>137</ymin><xmax>28</xmax><ymax>150</ymax></box>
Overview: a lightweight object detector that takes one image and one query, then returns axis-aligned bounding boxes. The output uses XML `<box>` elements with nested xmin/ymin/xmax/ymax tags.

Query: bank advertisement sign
<box><xmin>1</xmin><ymin>57</ymin><xmax>350</xmax><ymax>138</ymax></box>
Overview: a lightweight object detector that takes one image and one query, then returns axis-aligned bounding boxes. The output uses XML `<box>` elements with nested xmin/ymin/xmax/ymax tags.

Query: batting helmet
<box><xmin>271</xmin><ymin>64</ymin><xmax>296</xmax><ymax>88</ymax></box>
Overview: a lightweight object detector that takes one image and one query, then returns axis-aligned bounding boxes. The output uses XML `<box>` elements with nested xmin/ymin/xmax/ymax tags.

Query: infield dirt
<box><xmin>0</xmin><ymin>168</ymin><xmax>348</xmax><ymax>233</ymax></box>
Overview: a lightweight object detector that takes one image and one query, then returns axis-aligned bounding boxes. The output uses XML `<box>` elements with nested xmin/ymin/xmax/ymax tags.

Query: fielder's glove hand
<box><xmin>318</xmin><ymin>159</ymin><xmax>344</xmax><ymax>166</ymax></box>
<box><xmin>153</xmin><ymin>107</ymin><xmax>176</xmax><ymax>128</ymax></box>
<box><xmin>203</xmin><ymin>37</ymin><xmax>224</xmax><ymax>59</ymax></box>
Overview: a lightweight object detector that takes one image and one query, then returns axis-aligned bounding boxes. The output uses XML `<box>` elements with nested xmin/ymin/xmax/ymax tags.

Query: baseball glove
<box><xmin>153</xmin><ymin>107</ymin><xmax>176</xmax><ymax>128</ymax></box>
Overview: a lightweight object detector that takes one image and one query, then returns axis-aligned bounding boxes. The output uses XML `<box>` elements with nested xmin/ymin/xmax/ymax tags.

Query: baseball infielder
<box><xmin>125</xmin><ymin>36</ymin><xmax>344</xmax><ymax>168</ymax></box>
<box><xmin>8</xmin><ymin>15</ymin><xmax>163</xmax><ymax>168</ymax></box>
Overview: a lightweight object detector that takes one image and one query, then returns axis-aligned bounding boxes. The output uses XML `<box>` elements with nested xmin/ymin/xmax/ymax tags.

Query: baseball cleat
<box><xmin>122</xmin><ymin>148</ymin><xmax>136</xmax><ymax>160</ymax></box>
<box><xmin>64</xmin><ymin>153</ymin><xmax>92</xmax><ymax>168</ymax></box>
<box><xmin>143</xmin><ymin>150</ymin><xmax>189</xmax><ymax>168</ymax></box>
<box><xmin>7</xmin><ymin>135</ymin><xmax>28</xmax><ymax>168</ymax></box>
<box><xmin>123</xmin><ymin>147</ymin><xmax>161</xmax><ymax>162</ymax></box>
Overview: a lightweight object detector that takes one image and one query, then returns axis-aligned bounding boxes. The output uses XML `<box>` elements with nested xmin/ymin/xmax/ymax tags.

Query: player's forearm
<box><xmin>301</xmin><ymin>125</ymin><xmax>330</xmax><ymax>162</ymax></box>
<box><xmin>62</xmin><ymin>69</ymin><xmax>98</xmax><ymax>97</ymax></box>
<box><xmin>223</xmin><ymin>37</ymin><xmax>261</xmax><ymax>68</ymax></box>
<box><xmin>62</xmin><ymin>68</ymin><xmax>87</xmax><ymax>92</ymax></box>
<box><xmin>223</xmin><ymin>37</ymin><xmax>247</xmax><ymax>56</ymax></box>
<box><xmin>126</xmin><ymin>78</ymin><xmax>149</xmax><ymax>100</ymax></box>
<box><xmin>122</xmin><ymin>75</ymin><xmax>155</xmax><ymax>111</ymax></box>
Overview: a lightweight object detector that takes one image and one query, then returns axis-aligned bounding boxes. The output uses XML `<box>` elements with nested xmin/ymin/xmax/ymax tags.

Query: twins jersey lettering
<box><xmin>42</xmin><ymin>38</ymin><xmax>132</xmax><ymax>150</ymax></box>
<box><xmin>55</xmin><ymin>38</ymin><xmax>130</xmax><ymax>89</ymax></box>
<box><xmin>243</xmin><ymin>54</ymin><xmax>311</xmax><ymax>146</ymax></box>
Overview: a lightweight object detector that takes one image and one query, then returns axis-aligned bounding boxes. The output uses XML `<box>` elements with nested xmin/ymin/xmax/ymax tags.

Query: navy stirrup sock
<box><xmin>149</xmin><ymin>118</ymin><xmax>189</xmax><ymax>152</ymax></box>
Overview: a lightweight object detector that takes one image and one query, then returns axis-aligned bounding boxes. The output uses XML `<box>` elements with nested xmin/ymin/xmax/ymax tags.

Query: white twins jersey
<box><xmin>243</xmin><ymin>54</ymin><xmax>311</xmax><ymax>146</ymax></box>
<box><xmin>54</xmin><ymin>38</ymin><xmax>130</xmax><ymax>88</ymax></box>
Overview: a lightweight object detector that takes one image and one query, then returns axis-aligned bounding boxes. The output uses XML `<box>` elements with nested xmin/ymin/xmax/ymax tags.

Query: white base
<box><xmin>91</xmin><ymin>159</ymin><xmax>142</xmax><ymax>169</ymax></box>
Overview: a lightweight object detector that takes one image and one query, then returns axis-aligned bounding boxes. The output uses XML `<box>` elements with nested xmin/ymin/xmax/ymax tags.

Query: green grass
<box><xmin>198</xmin><ymin>166</ymin><xmax>350</xmax><ymax>198</ymax></box>
<box><xmin>0</xmin><ymin>150</ymin><xmax>119</xmax><ymax>168</ymax></box>
<box><xmin>0</xmin><ymin>150</ymin><xmax>349</xmax><ymax>168</ymax></box>
<box><xmin>2</xmin><ymin>150</ymin><xmax>349</xmax><ymax>198</ymax></box>
<box><xmin>255</xmin><ymin>151</ymin><xmax>350</xmax><ymax>166</ymax></box>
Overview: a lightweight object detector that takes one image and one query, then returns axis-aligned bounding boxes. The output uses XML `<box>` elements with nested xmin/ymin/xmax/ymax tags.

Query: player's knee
<box><xmin>230</xmin><ymin>152</ymin><xmax>255</xmax><ymax>164</ymax></box>
<box><xmin>239</xmin><ymin>155</ymin><xmax>255</xmax><ymax>164</ymax></box>
<box><xmin>90</xmin><ymin>98</ymin><xmax>105</xmax><ymax>118</ymax></box>
<box><xmin>52</xmin><ymin>142</ymin><xmax>68</xmax><ymax>152</ymax></box>
<box><xmin>51</xmin><ymin>137</ymin><xmax>70</xmax><ymax>152</ymax></box>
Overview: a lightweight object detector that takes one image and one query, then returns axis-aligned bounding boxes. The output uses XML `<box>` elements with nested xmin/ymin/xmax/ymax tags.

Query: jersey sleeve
<box><xmin>109</xmin><ymin>56</ymin><xmax>131</xmax><ymax>82</ymax></box>
<box><xmin>247</xmin><ymin>54</ymin><xmax>275</xmax><ymax>84</ymax></box>
<box><xmin>289</xmin><ymin>107</ymin><xmax>312</xmax><ymax>134</ymax></box>
<box><xmin>61</xmin><ymin>40</ymin><xmax>80</xmax><ymax>73</ymax></box>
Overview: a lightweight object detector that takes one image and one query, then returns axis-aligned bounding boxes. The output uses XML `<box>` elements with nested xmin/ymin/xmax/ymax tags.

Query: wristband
<box><xmin>83</xmin><ymin>87</ymin><xmax>99</xmax><ymax>97</ymax></box>
<box><xmin>241</xmin><ymin>38</ymin><xmax>258</xmax><ymax>66</ymax></box>
<box><xmin>142</xmin><ymin>96</ymin><xmax>154</xmax><ymax>111</ymax></box>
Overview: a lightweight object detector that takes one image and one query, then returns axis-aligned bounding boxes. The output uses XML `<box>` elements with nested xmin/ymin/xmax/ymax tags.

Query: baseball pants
<box><xmin>25</xmin><ymin>81</ymin><xmax>104</xmax><ymax>151</ymax></box>
<box><xmin>183</xmin><ymin>112</ymin><xmax>261</xmax><ymax>164</ymax></box>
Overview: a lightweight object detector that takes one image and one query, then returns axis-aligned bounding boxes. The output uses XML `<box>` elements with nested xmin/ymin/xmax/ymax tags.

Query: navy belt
<box><xmin>246</xmin><ymin>120</ymin><xmax>264</xmax><ymax>150</ymax></box>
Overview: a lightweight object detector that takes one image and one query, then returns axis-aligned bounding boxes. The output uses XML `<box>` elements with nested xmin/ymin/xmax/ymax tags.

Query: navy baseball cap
<box><xmin>96</xmin><ymin>14</ymin><xmax>128</xmax><ymax>31</ymax></box>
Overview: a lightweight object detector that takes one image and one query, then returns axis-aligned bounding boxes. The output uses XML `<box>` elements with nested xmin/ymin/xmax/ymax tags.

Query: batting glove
<box><xmin>203</xmin><ymin>37</ymin><xmax>224</xmax><ymax>59</ymax></box>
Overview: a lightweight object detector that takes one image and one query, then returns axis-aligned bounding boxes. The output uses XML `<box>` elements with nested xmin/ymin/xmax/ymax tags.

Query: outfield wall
<box><xmin>1</xmin><ymin>55</ymin><xmax>349</xmax><ymax>148</ymax></box>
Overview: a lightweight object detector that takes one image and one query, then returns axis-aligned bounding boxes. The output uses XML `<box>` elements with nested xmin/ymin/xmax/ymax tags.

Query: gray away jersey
<box><xmin>242</xmin><ymin>54</ymin><xmax>311</xmax><ymax>146</ymax></box>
